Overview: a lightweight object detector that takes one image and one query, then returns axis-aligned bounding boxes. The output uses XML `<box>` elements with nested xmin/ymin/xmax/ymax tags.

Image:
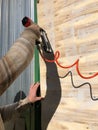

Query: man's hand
<box><xmin>27</xmin><ymin>82</ymin><xmax>42</xmax><ymax>103</ymax></box>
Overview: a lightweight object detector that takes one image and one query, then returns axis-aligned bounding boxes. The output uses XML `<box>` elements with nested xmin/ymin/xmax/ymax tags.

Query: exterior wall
<box><xmin>38</xmin><ymin>0</ymin><xmax>98</xmax><ymax>130</ymax></box>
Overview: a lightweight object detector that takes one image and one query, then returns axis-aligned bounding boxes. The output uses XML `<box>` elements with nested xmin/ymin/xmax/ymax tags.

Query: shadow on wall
<box><xmin>14</xmin><ymin>91</ymin><xmax>26</xmax><ymax>102</ymax></box>
<box><xmin>41</xmin><ymin>50</ymin><xmax>61</xmax><ymax>130</ymax></box>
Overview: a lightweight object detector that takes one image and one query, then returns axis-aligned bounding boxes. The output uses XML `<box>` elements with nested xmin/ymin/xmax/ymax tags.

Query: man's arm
<box><xmin>0</xmin><ymin>102</ymin><xmax>19</xmax><ymax>122</ymax></box>
<box><xmin>0</xmin><ymin>82</ymin><xmax>42</xmax><ymax>122</ymax></box>
<box><xmin>0</xmin><ymin>23</ymin><xmax>41</xmax><ymax>96</ymax></box>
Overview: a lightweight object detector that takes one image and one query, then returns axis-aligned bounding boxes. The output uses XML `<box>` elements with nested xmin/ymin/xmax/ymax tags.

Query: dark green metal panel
<box><xmin>34</xmin><ymin>0</ymin><xmax>40</xmax><ymax>83</ymax></box>
<box><xmin>34</xmin><ymin>0</ymin><xmax>41</xmax><ymax>130</ymax></box>
<box><xmin>31</xmin><ymin>0</ymin><xmax>41</xmax><ymax>130</ymax></box>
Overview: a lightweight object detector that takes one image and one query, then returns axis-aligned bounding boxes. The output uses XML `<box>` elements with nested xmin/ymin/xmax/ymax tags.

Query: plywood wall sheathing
<box><xmin>38</xmin><ymin>0</ymin><xmax>98</xmax><ymax>130</ymax></box>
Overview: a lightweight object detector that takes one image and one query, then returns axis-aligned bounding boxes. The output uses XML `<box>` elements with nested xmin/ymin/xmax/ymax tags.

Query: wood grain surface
<box><xmin>38</xmin><ymin>0</ymin><xmax>98</xmax><ymax>130</ymax></box>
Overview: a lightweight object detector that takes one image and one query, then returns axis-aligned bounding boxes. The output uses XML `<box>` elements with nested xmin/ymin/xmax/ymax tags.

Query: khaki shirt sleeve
<box><xmin>0</xmin><ymin>102</ymin><xmax>19</xmax><ymax>122</ymax></box>
<box><xmin>0</xmin><ymin>97</ymin><xmax>31</xmax><ymax>122</ymax></box>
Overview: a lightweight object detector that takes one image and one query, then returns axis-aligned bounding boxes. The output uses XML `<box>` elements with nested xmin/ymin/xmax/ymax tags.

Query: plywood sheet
<box><xmin>38</xmin><ymin>0</ymin><xmax>98</xmax><ymax>130</ymax></box>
